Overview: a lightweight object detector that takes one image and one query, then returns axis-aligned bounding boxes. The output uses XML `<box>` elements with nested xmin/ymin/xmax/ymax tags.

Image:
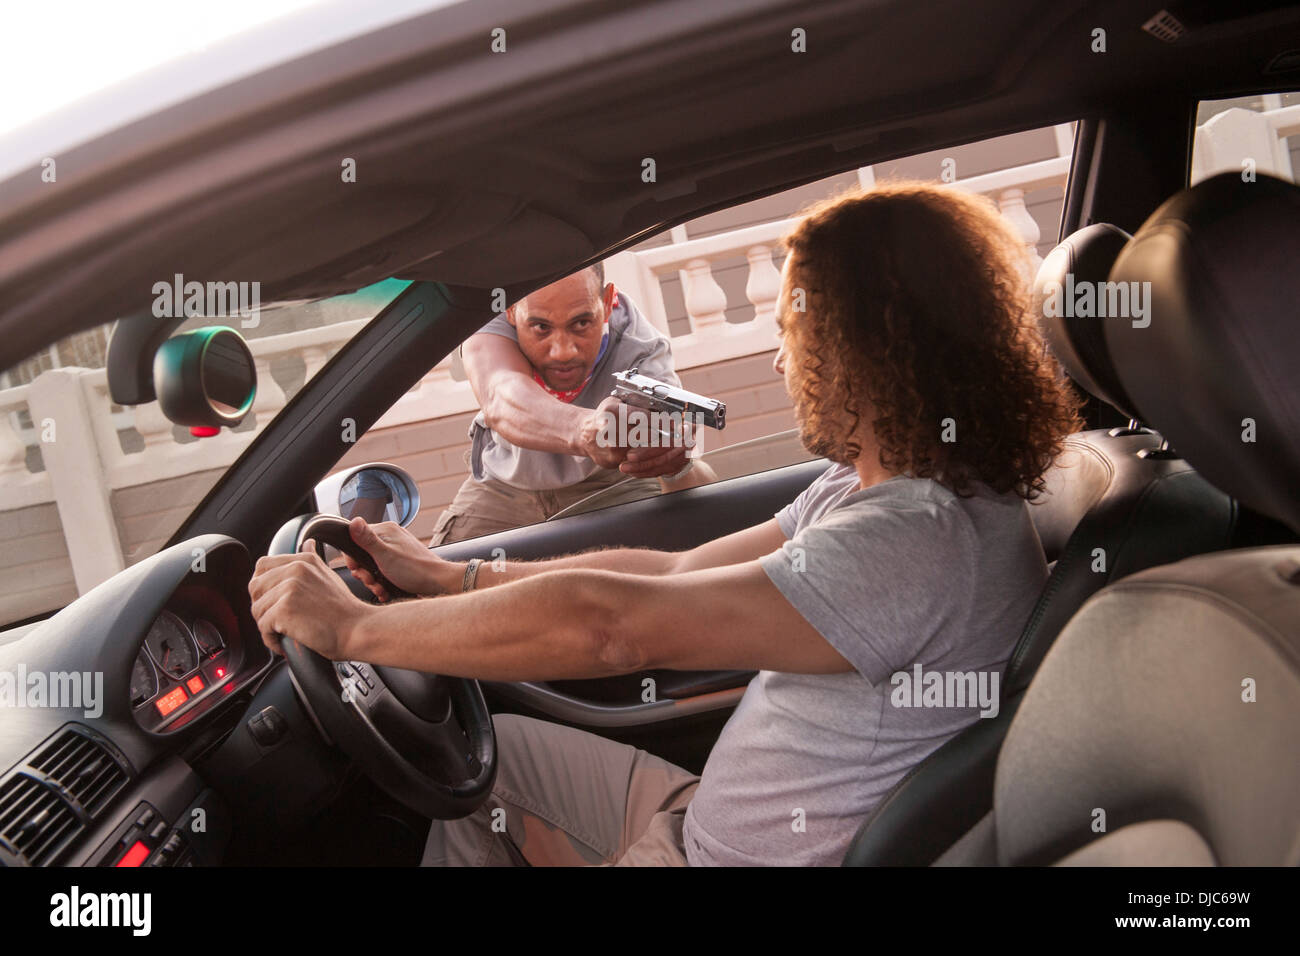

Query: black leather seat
<box><xmin>937</xmin><ymin>172</ymin><xmax>1300</xmax><ymax>866</ymax></box>
<box><xmin>843</xmin><ymin>223</ymin><xmax>1241</xmax><ymax>866</ymax></box>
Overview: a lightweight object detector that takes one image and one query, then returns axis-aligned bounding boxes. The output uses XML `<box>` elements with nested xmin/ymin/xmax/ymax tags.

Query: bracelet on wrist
<box><xmin>462</xmin><ymin>558</ymin><xmax>484</xmax><ymax>592</ymax></box>
<box><xmin>667</xmin><ymin>458</ymin><xmax>696</xmax><ymax>482</ymax></box>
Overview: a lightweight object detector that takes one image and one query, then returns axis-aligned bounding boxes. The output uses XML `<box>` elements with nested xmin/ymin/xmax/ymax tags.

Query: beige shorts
<box><xmin>422</xmin><ymin>714</ymin><xmax>701</xmax><ymax>866</ymax></box>
<box><xmin>428</xmin><ymin>452</ymin><xmax>662</xmax><ymax>545</ymax></box>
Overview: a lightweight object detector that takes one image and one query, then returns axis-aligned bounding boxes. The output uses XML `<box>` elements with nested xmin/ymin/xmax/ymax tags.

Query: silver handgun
<box><xmin>611</xmin><ymin>368</ymin><xmax>726</xmax><ymax>430</ymax></box>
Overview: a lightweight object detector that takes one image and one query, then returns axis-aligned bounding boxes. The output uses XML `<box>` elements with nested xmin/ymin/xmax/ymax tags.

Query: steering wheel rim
<box><xmin>274</xmin><ymin>513</ymin><xmax>496</xmax><ymax>819</ymax></box>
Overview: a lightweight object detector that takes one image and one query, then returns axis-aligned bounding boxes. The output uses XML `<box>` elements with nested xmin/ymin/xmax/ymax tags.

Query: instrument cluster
<box><xmin>131</xmin><ymin>595</ymin><xmax>242</xmax><ymax>733</ymax></box>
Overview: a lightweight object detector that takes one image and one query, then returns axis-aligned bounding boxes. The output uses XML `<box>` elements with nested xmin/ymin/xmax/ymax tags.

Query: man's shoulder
<box><xmin>799</xmin><ymin>467</ymin><xmax>963</xmax><ymax>519</ymax></box>
<box><xmin>471</xmin><ymin>312</ymin><xmax>517</xmax><ymax>341</ymax></box>
<box><xmin>801</xmin><ymin>474</ymin><xmax>985</xmax><ymax>556</ymax></box>
<box><xmin>598</xmin><ymin>292</ymin><xmax>678</xmax><ymax>386</ymax></box>
<box><xmin>609</xmin><ymin>291</ymin><xmax>666</xmax><ymax>343</ymax></box>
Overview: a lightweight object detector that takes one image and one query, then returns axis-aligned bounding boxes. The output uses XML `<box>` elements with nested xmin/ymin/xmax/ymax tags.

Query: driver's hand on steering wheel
<box><xmin>249</xmin><ymin>547</ymin><xmax>371</xmax><ymax>660</ymax></box>
<box><xmin>342</xmin><ymin>517</ymin><xmax>455</xmax><ymax>601</ymax></box>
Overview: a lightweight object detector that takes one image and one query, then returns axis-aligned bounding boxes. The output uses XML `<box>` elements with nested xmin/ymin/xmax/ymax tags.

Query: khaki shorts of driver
<box><xmin>422</xmin><ymin>714</ymin><xmax>700</xmax><ymax>866</ymax></box>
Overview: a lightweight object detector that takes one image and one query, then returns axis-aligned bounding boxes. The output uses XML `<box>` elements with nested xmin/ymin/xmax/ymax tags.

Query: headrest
<box><xmin>1107</xmin><ymin>172</ymin><xmax>1300</xmax><ymax>533</ymax></box>
<box><xmin>1032</xmin><ymin>223</ymin><xmax>1138</xmax><ymax>418</ymax></box>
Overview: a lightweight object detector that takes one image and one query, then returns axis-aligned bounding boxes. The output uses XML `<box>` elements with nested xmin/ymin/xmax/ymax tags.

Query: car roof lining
<box><xmin>4</xmin><ymin>0</ymin><xmax>1300</xmax><ymax>371</ymax></box>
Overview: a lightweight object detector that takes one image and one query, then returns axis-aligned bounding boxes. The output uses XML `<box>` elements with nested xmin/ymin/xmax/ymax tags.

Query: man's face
<box><xmin>508</xmin><ymin>271</ymin><xmax>611</xmax><ymax>392</ymax></box>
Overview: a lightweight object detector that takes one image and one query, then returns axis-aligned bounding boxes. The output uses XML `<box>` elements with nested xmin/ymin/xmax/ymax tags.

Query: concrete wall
<box><xmin>0</xmin><ymin>502</ymin><xmax>77</xmax><ymax>621</ymax></box>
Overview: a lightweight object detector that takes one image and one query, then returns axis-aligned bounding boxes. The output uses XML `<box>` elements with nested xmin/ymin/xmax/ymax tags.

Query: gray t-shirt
<box><xmin>681</xmin><ymin>462</ymin><xmax>1047</xmax><ymax>866</ymax></box>
<box><xmin>467</xmin><ymin>292</ymin><xmax>680</xmax><ymax>490</ymax></box>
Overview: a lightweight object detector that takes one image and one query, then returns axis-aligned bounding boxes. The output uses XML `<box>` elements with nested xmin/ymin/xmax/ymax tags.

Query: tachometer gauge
<box><xmin>192</xmin><ymin>618</ymin><xmax>226</xmax><ymax>659</ymax></box>
<box><xmin>145</xmin><ymin>610</ymin><xmax>198</xmax><ymax>679</ymax></box>
<box><xmin>130</xmin><ymin>648</ymin><xmax>158</xmax><ymax>707</ymax></box>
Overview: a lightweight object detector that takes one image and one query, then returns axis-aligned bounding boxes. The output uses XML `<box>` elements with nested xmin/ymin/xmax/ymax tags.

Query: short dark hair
<box><xmin>587</xmin><ymin>261</ymin><xmax>604</xmax><ymax>291</ymax></box>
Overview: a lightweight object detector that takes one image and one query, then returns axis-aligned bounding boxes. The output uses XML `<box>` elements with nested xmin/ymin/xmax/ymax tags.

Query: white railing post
<box><xmin>682</xmin><ymin>258</ymin><xmax>728</xmax><ymax>333</ymax></box>
<box><xmin>301</xmin><ymin>345</ymin><xmax>332</xmax><ymax>384</ymax></box>
<box><xmin>1192</xmin><ymin>106</ymin><xmax>1295</xmax><ymax>184</ymax></box>
<box><xmin>249</xmin><ymin>353</ymin><xmax>288</xmax><ymax>425</ymax></box>
<box><xmin>0</xmin><ymin>395</ymin><xmax>30</xmax><ymax>481</ymax></box>
<box><xmin>27</xmin><ymin>369</ymin><xmax>125</xmax><ymax>594</ymax></box>
<box><xmin>745</xmin><ymin>244</ymin><xmax>782</xmax><ymax>334</ymax></box>
<box><xmin>995</xmin><ymin>187</ymin><xmax>1043</xmax><ymax>274</ymax></box>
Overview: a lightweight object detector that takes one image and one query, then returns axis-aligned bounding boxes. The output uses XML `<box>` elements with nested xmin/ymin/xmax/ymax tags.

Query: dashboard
<box><xmin>0</xmin><ymin>534</ymin><xmax>276</xmax><ymax>866</ymax></box>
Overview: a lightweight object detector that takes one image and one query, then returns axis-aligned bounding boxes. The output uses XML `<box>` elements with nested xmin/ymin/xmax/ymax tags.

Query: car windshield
<box><xmin>0</xmin><ymin>279</ymin><xmax>409</xmax><ymax>628</ymax></box>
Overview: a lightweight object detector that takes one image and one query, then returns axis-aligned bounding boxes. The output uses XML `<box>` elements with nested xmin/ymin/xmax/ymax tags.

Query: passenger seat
<box><xmin>940</xmin><ymin>171</ymin><xmax>1300</xmax><ymax>867</ymax></box>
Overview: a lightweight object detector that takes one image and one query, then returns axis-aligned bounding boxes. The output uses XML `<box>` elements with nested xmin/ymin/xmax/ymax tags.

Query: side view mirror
<box><xmin>313</xmin><ymin>463</ymin><xmax>421</xmax><ymax>527</ymax></box>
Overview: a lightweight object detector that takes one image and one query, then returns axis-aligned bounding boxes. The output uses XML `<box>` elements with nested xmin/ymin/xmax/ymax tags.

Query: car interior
<box><xmin>0</xmin><ymin>0</ymin><xmax>1298</xmax><ymax>868</ymax></box>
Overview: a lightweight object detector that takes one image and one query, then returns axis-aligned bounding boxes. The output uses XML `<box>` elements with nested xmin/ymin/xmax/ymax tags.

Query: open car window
<box><xmin>331</xmin><ymin>121</ymin><xmax>1078</xmax><ymax>545</ymax></box>
<box><xmin>1192</xmin><ymin>90</ymin><xmax>1300</xmax><ymax>185</ymax></box>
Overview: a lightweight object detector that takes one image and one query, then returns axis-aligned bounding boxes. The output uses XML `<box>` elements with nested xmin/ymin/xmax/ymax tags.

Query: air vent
<box><xmin>0</xmin><ymin>725</ymin><xmax>133</xmax><ymax>866</ymax></box>
<box><xmin>1143</xmin><ymin>10</ymin><xmax>1187</xmax><ymax>43</ymax></box>
<box><xmin>1142</xmin><ymin>1</ymin><xmax>1299</xmax><ymax>43</ymax></box>
<box><xmin>0</xmin><ymin>774</ymin><xmax>82</xmax><ymax>866</ymax></box>
<box><xmin>28</xmin><ymin>727</ymin><xmax>129</xmax><ymax>816</ymax></box>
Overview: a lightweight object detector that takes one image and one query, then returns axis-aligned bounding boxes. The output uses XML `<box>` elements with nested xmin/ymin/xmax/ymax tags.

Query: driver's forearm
<box><xmin>448</xmin><ymin>546</ymin><xmax>681</xmax><ymax>592</ymax></box>
<box><xmin>482</xmin><ymin>373</ymin><xmax>587</xmax><ymax>455</ymax></box>
<box><xmin>348</xmin><ymin>570</ymin><xmax>637</xmax><ymax>680</ymax></box>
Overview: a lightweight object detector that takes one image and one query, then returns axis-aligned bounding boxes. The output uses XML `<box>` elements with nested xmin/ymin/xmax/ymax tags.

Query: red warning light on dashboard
<box><xmin>155</xmin><ymin>686</ymin><xmax>188</xmax><ymax>717</ymax></box>
<box><xmin>186</xmin><ymin>674</ymin><xmax>205</xmax><ymax>694</ymax></box>
<box><xmin>115</xmin><ymin>841</ymin><xmax>151</xmax><ymax>868</ymax></box>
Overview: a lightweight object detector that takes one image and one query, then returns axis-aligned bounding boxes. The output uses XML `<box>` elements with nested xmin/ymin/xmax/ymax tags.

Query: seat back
<box><xmin>995</xmin><ymin>547</ymin><xmax>1300</xmax><ymax>865</ymax></box>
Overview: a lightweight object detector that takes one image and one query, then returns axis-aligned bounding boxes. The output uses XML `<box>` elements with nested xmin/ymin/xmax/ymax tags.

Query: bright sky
<box><xmin>0</xmin><ymin>0</ymin><xmax>324</xmax><ymax>135</ymax></box>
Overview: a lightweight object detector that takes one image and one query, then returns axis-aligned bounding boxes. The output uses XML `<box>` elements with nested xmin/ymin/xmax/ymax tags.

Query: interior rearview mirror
<box><xmin>152</xmin><ymin>326</ymin><xmax>257</xmax><ymax>434</ymax></box>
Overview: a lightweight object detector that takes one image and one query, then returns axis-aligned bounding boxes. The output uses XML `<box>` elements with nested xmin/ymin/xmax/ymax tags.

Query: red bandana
<box><xmin>533</xmin><ymin>370</ymin><xmax>591</xmax><ymax>403</ymax></box>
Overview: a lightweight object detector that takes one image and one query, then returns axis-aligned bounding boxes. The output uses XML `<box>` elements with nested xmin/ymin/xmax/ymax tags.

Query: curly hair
<box><xmin>779</xmin><ymin>180</ymin><xmax>1082</xmax><ymax>500</ymax></box>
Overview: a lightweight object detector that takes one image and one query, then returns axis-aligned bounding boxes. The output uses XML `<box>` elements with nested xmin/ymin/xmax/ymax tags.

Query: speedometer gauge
<box><xmin>145</xmin><ymin>610</ymin><xmax>198</xmax><ymax>679</ymax></box>
<box><xmin>192</xmin><ymin>618</ymin><xmax>226</xmax><ymax>658</ymax></box>
<box><xmin>130</xmin><ymin>648</ymin><xmax>157</xmax><ymax>707</ymax></box>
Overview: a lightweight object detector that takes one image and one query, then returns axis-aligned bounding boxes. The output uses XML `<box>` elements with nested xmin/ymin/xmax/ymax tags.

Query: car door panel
<box><xmin>431</xmin><ymin>458</ymin><xmax>828</xmax><ymax>737</ymax></box>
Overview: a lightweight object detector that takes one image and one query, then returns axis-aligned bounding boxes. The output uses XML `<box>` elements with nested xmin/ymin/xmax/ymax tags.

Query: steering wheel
<box><xmin>272</xmin><ymin>513</ymin><xmax>496</xmax><ymax>820</ymax></box>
